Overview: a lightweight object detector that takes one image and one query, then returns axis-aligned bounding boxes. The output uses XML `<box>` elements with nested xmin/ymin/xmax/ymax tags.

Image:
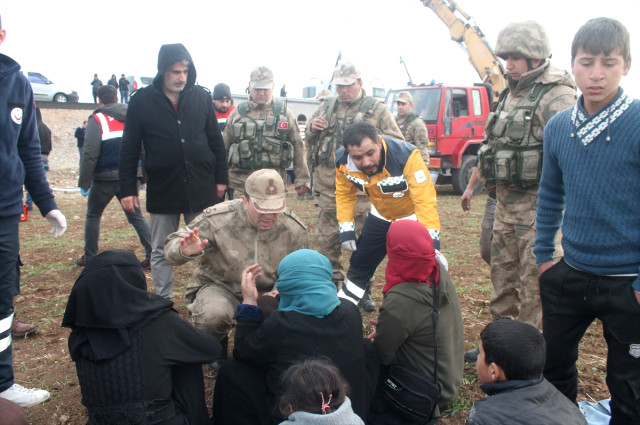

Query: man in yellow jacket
<box><xmin>335</xmin><ymin>121</ymin><xmax>440</xmax><ymax>311</ymax></box>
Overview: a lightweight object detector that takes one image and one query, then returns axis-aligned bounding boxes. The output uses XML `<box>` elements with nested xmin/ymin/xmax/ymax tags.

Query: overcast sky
<box><xmin>1</xmin><ymin>0</ymin><xmax>638</xmax><ymax>101</ymax></box>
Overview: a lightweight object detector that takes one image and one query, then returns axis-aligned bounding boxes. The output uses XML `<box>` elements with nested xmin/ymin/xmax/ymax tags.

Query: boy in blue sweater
<box><xmin>534</xmin><ymin>17</ymin><xmax>640</xmax><ymax>424</ymax></box>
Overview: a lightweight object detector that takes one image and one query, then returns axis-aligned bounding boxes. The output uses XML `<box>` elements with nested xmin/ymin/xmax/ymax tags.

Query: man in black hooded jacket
<box><xmin>119</xmin><ymin>43</ymin><xmax>228</xmax><ymax>300</ymax></box>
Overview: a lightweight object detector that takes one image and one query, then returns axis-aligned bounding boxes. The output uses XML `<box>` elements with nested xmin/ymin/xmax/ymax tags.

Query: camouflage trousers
<box><xmin>490</xmin><ymin>216</ymin><xmax>540</xmax><ymax>327</ymax></box>
<box><xmin>187</xmin><ymin>283</ymin><xmax>239</xmax><ymax>340</ymax></box>
<box><xmin>490</xmin><ymin>208</ymin><xmax>563</xmax><ymax>328</ymax></box>
<box><xmin>479</xmin><ymin>194</ymin><xmax>497</xmax><ymax>265</ymax></box>
<box><xmin>313</xmin><ymin>165</ymin><xmax>369</xmax><ymax>282</ymax></box>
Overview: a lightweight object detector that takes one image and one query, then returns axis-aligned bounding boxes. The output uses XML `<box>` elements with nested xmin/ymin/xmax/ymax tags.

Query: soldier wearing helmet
<box><xmin>467</xmin><ymin>21</ymin><xmax>576</xmax><ymax>361</ymax></box>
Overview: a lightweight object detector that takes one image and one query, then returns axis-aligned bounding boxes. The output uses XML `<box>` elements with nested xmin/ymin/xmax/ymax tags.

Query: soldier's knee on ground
<box><xmin>188</xmin><ymin>286</ymin><xmax>237</xmax><ymax>340</ymax></box>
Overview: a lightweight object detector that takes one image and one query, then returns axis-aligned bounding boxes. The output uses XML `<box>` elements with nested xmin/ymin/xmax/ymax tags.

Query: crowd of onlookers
<box><xmin>1</xmin><ymin>10</ymin><xmax>639</xmax><ymax>425</ymax></box>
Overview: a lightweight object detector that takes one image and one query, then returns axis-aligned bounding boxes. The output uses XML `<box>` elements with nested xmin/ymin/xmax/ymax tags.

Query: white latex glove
<box><xmin>341</xmin><ymin>240</ymin><xmax>357</xmax><ymax>252</ymax></box>
<box><xmin>45</xmin><ymin>209</ymin><xmax>67</xmax><ymax>239</ymax></box>
<box><xmin>435</xmin><ymin>249</ymin><xmax>448</xmax><ymax>271</ymax></box>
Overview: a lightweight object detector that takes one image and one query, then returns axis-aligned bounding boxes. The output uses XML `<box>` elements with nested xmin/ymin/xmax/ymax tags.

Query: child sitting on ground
<box><xmin>278</xmin><ymin>358</ymin><xmax>364</xmax><ymax>425</ymax></box>
<box><xmin>466</xmin><ymin>320</ymin><xmax>587</xmax><ymax>425</ymax></box>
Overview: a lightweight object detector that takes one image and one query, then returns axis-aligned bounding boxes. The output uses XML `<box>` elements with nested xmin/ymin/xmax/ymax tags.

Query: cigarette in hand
<box><xmin>186</xmin><ymin>226</ymin><xmax>199</xmax><ymax>241</ymax></box>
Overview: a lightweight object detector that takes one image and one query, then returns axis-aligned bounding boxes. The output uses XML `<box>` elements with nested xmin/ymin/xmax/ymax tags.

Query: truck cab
<box><xmin>385</xmin><ymin>83</ymin><xmax>491</xmax><ymax>194</ymax></box>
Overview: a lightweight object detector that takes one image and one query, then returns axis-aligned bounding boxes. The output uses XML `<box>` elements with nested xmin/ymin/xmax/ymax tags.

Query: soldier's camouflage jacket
<box><xmin>165</xmin><ymin>199</ymin><xmax>308</xmax><ymax>300</ymax></box>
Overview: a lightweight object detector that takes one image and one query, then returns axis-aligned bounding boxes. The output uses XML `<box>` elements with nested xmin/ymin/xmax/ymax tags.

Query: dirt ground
<box><xmin>12</xmin><ymin>108</ymin><xmax>609</xmax><ymax>424</ymax></box>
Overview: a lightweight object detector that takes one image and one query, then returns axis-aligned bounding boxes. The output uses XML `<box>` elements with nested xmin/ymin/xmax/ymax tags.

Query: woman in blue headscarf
<box><xmin>212</xmin><ymin>249</ymin><xmax>369</xmax><ymax>425</ymax></box>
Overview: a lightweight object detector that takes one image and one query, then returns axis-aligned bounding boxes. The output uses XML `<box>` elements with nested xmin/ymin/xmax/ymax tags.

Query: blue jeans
<box><xmin>84</xmin><ymin>180</ymin><xmax>151</xmax><ymax>260</ymax></box>
<box><xmin>0</xmin><ymin>215</ymin><xmax>21</xmax><ymax>391</ymax></box>
<box><xmin>149</xmin><ymin>212</ymin><xmax>199</xmax><ymax>299</ymax></box>
<box><xmin>25</xmin><ymin>156</ymin><xmax>49</xmax><ymax>209</ymax></box>
<box><xmin>120</xmin><ymin>90</ymin><xmax>129</xmax><ymax>104</ymax></box>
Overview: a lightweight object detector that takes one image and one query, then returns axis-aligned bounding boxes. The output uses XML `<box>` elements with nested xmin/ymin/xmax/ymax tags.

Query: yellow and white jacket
<box><xmin>335</xmin><ymin>137</ymin><xmax>440</xmax><ymax>242</ymax></box>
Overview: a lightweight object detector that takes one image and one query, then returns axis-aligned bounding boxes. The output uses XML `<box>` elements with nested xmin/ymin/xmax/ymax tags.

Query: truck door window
<box><xmin>444</xmin><ymin>88</ymin><xmax>452</xmax><ymax>135</ymax></box>
<box><xmin>452</xmin><ymin>89</ymin><xmax>468</xmax><ymax>117</ymax></box>
<box><xmin>472</xmin><ymin>89</ymin><xmax>483</xmax><ymax>116</ymax></box>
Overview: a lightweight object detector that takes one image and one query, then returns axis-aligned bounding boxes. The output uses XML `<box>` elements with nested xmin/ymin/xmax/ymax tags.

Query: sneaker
<box><xmin>0</xmin><ymin>384</ymin><xmax>50</xmax><ymax>407</ymax></box>
<box><xmin>75</xmin><ymin>255</ymin><xmax>87</xmax><ymax>267</ymax></box>
<box><xmin>11</xmin><ymin>317</ymin><xmax>37</xmax><ymax>338</ymax></box>
<box><xmin>296</xmin><ymin>194</ymin><xmax>305</xmax><ymax>200</ymax></box>
<box><xmin>140</xmin><ymin>258</ymin><xmax>151</xmax><ymax>270</ymax></box>
<box><xmin>464</xmin><ymin>348</ymin><xmax>479</xmax><ymax>363</ymax></box>
<box><xmin>358</xmin><ymin>291</ymin><xmax>377</xmax><ymax>313</ymax></box>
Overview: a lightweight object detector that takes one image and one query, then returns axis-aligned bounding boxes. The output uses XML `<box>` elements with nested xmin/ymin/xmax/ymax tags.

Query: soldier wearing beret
<box><xmin>223</xmin><ymin>66</ymin><xmax>310</xmax><ymax>200</ymax></box>
<box><xmin>164</xmin><ymin>169</ymin><xmax>307</xmax><ymax>364</ymax></box>
<box><xmin>394</xmin><ymin>90</ymin><xmax>430</xmax><ymax>164</ymax></box>
<box><xmin>306</xmin><ymin>62</ymin><xmax>403</xmax><ymax>310</ymax></box>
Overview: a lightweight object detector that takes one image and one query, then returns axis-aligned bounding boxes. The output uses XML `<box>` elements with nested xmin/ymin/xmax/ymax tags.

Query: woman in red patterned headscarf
<box><xmin>368</xmin><ymin>220</ymin><xmax>465</xmax><ymax>424</ymax></box>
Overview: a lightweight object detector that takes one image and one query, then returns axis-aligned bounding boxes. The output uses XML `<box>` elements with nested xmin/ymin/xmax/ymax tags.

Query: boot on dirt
<box><xmin>11</xmin><ymin>316</ymin><xmax>37</xmax><ymax>338</ymax></box>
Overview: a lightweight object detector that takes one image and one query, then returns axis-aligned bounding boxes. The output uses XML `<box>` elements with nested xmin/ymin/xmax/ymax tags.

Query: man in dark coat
<box><xmin>119</xmin><ymin>43</ymin><xmax>228</xmax><ymax>299</ymax></box>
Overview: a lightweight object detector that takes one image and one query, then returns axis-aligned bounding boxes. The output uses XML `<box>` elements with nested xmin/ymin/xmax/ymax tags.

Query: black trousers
<box><xmin>347</xmin><ymin>214</ymin><xmax>440</xmax><ymax>291</ymax></box>
<box><xmin>540</xmin><ymin>259</ymin><xmax>640</xmax><ymax>425</ymax></box>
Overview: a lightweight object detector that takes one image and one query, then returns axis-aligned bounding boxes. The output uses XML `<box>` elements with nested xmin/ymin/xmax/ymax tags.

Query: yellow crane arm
<box><xmin>421</xmin><ymin>0</ymin><xmax>506</xmax><ymax>99</ymax></box>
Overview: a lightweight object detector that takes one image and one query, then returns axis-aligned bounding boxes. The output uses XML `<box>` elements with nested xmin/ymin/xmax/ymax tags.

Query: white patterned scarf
<box><xmin>571</xmin><ymin>89</ymin><xmax>633</xmax><ymax>146</ymax></box>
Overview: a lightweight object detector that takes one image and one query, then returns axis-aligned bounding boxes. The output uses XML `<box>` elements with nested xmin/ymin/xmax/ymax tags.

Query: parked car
<box><xmin>24</xmin><ymin>71</ymin><xmax>79</xmax><ymax>103</ymax></box>
<box><xmin>126</xmin><ymin>75</ymin><xmax>154</xmax><ymax>92</ymax></box>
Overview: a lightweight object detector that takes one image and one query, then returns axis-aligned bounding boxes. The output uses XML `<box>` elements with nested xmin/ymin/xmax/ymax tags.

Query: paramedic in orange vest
<box><xmin>76</xmin><ymin>85</ymin><xmax>152</xmax><ymax>268</ymax></box>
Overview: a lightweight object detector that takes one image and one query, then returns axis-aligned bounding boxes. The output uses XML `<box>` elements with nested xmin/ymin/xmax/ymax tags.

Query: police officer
<box><xmin>394</xmin><ymin>90</ymin><xmax>430</xmax><ymax>164</ymax></box>
<box><xmin>223</xmin><ymin>66</ymin><xmax>310</xmax><ymax>199</ymax></box>
<box><xmin>474</xmin><ymin>21</ymin><xmax>576</xmax><ymax>336</ymax></box>
<box><xmin>164</xmin><ymin>169</ymin><xmax>307</xmax><ymax>361</ymax></box>
<box><xmin>306</xmin><ymin>62</ymin><xmax>403</xmax><ymax>309</ymax></box>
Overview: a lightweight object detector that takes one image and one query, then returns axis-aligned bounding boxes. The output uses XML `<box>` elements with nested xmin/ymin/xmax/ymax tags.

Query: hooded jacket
<box><xmin>0</xmin><ymin>53</ymin><xmax>57</xmax><ymax>218</ymax></box>
<box><xmin>119</xmin><ymin>43</ymin><xmax>228</xmax><ymax>214</ymax></box>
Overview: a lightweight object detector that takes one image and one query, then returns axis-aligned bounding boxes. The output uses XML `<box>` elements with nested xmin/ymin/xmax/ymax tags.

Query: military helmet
<box><xmin>495</xmin><ymin>21</ymin><xmax>551</xmax><ymax>60</ymax></box>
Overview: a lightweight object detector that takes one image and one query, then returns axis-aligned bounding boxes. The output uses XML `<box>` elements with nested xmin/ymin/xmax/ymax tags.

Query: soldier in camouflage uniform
<box><xmin>476</xmin><ymin>21</ymin><xmax>576</xmax><ymax>330</ymax></box>
<box><xmin>164</xmin><ymin>169</ymin><xmax>307</xmax><ymax>345</ymax></box>
<box><xmin>306</xmin><ymin>62</ymin><xmax>403</xmax><ymax>303</ymax></box>
<box><xmin>223</xmin><ymin>66</ymin><xmax>310</xmax><ymax>199</ymax></box>
<box><xmin>395</xmin><ymin>90</ymin><xmax>430</xmax><ymax>164</ymax></box>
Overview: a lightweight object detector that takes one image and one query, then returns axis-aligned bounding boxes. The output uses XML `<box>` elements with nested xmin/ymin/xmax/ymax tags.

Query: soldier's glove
<box><xmin>341</xmin><ymin>240</ymin><xmax>357</xmax><ymax>252</ymax></box>
<box><xmin>80</xmin><ymin>188</ymin><xmax>90</xmax><ymax>197</ymax></box>
<box><xmin>45</xmin><ymin>209</ymin><xmax>67</xmax><ymax>239</ymax></box>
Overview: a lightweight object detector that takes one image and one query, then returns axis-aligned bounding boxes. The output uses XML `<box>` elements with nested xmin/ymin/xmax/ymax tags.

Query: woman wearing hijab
<box><xmin>367</xmin><ymin>220</ymin><xmax>464</xmax><ymax>424</ymax></box>
<box><xmin>212</xmin><ymin>249</ymin><xmax>368</xmax><ymax>425</ymax></box>
<box><xmin>62</xmin><ymin>249</ymin><xmax>221</xmax><ymax>425</ymax></box>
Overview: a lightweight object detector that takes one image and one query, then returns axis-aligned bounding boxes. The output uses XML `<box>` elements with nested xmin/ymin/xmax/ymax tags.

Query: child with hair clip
<box><xmin>278</xmin><ymin>359</ymin><xmax>364</xmax><ymax>425</ymax></box>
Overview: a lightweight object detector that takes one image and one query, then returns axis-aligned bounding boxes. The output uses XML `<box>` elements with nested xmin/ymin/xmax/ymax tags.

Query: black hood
<box><xmin>152</xmin><ymin>43</ymin><xmax>197</xmax><ymax>89</ymax></box>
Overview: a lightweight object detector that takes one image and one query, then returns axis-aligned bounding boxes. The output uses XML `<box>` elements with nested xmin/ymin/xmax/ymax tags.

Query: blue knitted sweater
<box><xmin>535</xmin><ymin>88</ymin><xmax>640</xmax><ymax>291</ymax></box>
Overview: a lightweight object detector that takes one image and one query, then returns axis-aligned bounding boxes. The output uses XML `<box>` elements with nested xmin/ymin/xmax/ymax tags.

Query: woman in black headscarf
<box><xmin>62</xmin><ymin>249</ymin><xmax>220</xmax><ymax>425</ymax></box>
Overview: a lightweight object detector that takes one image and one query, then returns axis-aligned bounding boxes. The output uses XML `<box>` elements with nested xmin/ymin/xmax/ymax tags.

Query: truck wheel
<box><xmin>452</xmin><ymin>155</ymin><xmax>483</xmax><ymax>196</ymax></box>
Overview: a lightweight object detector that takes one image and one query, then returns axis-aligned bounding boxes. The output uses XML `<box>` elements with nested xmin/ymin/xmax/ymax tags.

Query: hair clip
<box><xmin>320</xmin><ymin>392</ymin><xmax>332</xmax><ymax>414</ymax></box>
